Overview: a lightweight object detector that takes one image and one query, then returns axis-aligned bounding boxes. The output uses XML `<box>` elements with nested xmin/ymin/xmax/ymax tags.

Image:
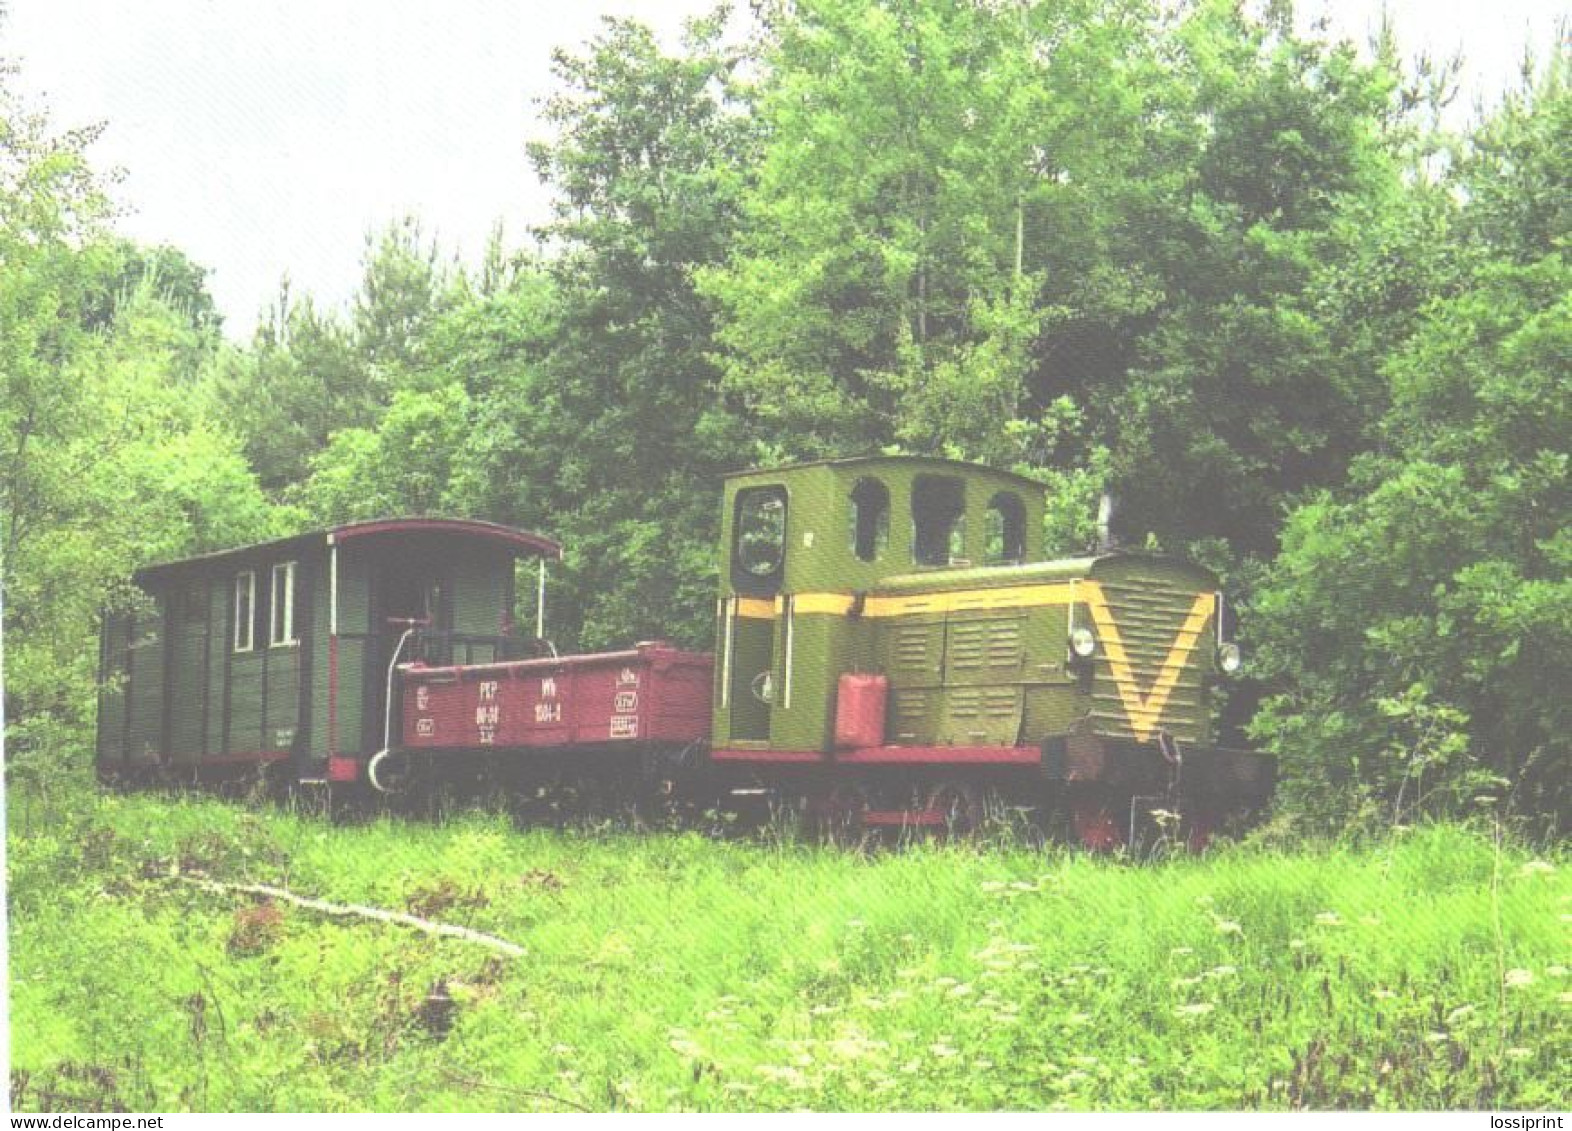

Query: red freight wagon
<box><xmin>400</xmin><ymin>641</ymin><xmax>712</xmax><ymax>754</ymax></box>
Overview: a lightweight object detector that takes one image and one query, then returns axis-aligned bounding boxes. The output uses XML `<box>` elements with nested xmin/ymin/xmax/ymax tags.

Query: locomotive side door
<box><xmin>726</xmin><ymin>486</ymin><xmax>787</xmax><ymax>742</ymax></box>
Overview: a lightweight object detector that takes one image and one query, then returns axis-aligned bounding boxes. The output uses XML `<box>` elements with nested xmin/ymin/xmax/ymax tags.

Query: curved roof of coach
<box><xmin>133</xmin><ymin>517</ymin><xmax>561</xmax><ymax>582</ymax></box>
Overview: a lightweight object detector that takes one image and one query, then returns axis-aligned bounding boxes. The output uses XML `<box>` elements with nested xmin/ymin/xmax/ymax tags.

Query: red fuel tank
<box><xmin>834</xmin><ymin>672</ymin><xmax>888</xmax><ymax>749</ymax></box>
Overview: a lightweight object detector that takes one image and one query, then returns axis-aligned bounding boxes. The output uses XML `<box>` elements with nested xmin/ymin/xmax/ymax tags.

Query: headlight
<box><xmin>1217</xmin><ymin>642</ymin><xmax>1242</xmax><ymax>674</ymax></box>
<box><xmin>1070</xmin><ymin>626</ymin><xmax>1097</xmax><ymax>659</ymax></box>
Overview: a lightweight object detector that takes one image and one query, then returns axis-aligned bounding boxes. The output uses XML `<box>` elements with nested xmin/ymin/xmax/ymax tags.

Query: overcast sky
<box><xmin>5</xmin><ymin>0</ymin><xmax>1566</xmax><ymax>341</ymax></box>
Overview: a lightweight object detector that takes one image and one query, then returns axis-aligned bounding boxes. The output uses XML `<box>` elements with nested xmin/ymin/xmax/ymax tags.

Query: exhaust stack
<box><xmin>1096</xmin><ymin>491</ymin><xmax>1119</xmax><ymax>553</ymax></box>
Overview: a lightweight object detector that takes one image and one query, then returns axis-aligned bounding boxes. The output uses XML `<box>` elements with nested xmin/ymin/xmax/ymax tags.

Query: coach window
<box><xmin>233</xmin><ymin>570</ymin><xmax>256</xmax><ymax>653</ymax></box>
<box><xmin>912</xmin><ymin>475</ymin><xmax>966</xmax><ymax>566</ymax></box>
<box><xmin>270</xmin><ymin>561</ymin><xmax>298</xmax><ymax>647</ymax></box>
<box><xmin>733</xmin><ymin>486</ymin><xmax>788</xmax><ymax>586</ymax></box>
<box><xmin>985</xmin><ymin>492</ymin><xmax>1026</xmax><ymax>564</ymax></box>
<box><xmin>848</xmin><ymin>477</ymin><xmax>890</xmax><ymax>562</ymax></box>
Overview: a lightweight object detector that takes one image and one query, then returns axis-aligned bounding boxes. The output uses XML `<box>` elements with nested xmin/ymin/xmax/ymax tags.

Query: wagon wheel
<box><xmin>1071</xmin><ymin>794</ymin><xmax>1127</xmax><ymax>853</ymax></box>
<box><xmin>926</xmin><ymin>780</ymin><xmax>985</xmax><ymax>840</ymax></box>
<box><xmin>368</xmin><ymin>749</ymin><xmax>418</xmax><ymax>795</ymax></box>
<box><xmin>1184</xmin><ymin>806</ymin><xmax>1217</xmax><ymax>854</ymax></box>
<box><xmin>561</xmin><ymin>773</ymin><xmax>617</xmax><ymax>826</ymax></box>
<box><xmin>812</xmin><ymin>783</ymin><xmax>872</xmax><ymax>847</ymax></box>
<box><xmin>258</xmin><ymin>758</ymin><xmax>298</xmax><ymax>805</ymax></box>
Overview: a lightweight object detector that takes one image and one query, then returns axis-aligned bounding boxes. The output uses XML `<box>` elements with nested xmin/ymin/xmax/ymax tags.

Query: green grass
<box><xmin>7</xmin><ymin>782</ymin><xmax>1569</xmax><ymax>1112</ymax></box>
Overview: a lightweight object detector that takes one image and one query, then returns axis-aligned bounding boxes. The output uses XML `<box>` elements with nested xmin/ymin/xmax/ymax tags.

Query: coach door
<box><xmin>364</xmin><ymin>556</ymin><xmax>452</xmax><ymax>754</ymax></box>
<box><xmin>726</xmin><ymin>486</ymin><xmax>786</xmax><ymax>742</ymax></box>
<box><xmin>164</xmin><ymin>577</ymin><xmax>212</xmax><ymax>765</ymax></box>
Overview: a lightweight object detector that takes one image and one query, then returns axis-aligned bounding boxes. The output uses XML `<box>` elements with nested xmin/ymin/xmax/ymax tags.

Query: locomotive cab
<box><xmin>713</xmin><ymin>456</ymin><xmax>1046</xmax><ymax>753</ymax></box>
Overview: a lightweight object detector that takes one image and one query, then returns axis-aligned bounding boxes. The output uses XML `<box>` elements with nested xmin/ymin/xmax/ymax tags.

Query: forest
<box><xmin>3</xmin><ymin>0</ymin><xmax>1568</xmax><ymax>836</ymax></box>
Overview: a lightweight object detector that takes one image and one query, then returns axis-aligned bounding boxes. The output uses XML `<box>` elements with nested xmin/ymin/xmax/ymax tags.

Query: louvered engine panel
<box><xmin>890</xmin><ymin>687</ymin><xmax>941</xmax><ymax>744</ymax></box>
<box><xmin>944</xmin><ymin>615</ymin><xmax>1024</xmax><ymax>684</ymax></box>
<box><xmin>879</xmin><ymin>617</ymin><xmax>944</xmax><ymax>682</ymax></box>
<box><xmin>945</xmin><ymin>685</ymin><xmax>1023</xmax><ymax>745</ymax></box>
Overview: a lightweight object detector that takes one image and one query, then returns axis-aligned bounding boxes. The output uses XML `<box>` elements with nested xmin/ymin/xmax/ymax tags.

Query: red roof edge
<box><xmin>331</xmin><ymin>518</ymin><xmax>562</xmax><ymax>560</ymax></box>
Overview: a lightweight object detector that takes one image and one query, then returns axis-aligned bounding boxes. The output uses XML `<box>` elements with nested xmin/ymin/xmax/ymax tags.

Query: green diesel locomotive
<box><xmin>704</xmin><ymin>456</ymin><xmax>1272</xmax><ymax>848</ymax></box>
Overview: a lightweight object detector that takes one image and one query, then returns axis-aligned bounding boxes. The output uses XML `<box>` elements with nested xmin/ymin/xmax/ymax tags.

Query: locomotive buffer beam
<box><xmin>1040</xmin><ymin>732</ymin><xmax>1275</xmax><ymax>810</ymax></box>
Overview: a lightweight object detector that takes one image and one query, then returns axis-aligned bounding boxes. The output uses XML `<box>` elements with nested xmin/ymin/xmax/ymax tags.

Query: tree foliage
<box><xmin>1</xmin><ymin>57</ymin><xmax>286</xmax><ymax>777</ymax></box>
<box><xmin>1252</xmin><ymin>55</ymin><xmax>1570</xmax><ymax>831</ymax></box>
<box><xmin>511</xmin><ymin>13</ymin><xmax>755</xmax><ymax>648</ymax></box>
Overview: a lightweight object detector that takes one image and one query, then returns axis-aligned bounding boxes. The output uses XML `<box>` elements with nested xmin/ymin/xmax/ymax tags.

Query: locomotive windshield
<box><xmin>849</xmin><ymin>477</ymin><xmax>890</xmax><ymax>562</ymax></box>
<box><xmin>985</xmin><ymin>492</ymin><xmax>1026</xmax><ymax>563</ymax></box>
<box><xmin>734</xmin><ymin>487</ymin><xmax>787</xmax><ymax>580</ymax></box>
<box><xmin>912</xmin><ymin>475</ymin><xmax>966</xmax><ymax>566</ymax></box>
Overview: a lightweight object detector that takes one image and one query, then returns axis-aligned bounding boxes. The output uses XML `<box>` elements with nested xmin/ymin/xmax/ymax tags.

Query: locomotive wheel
<box><xmin>1071</xmin><ymin>795</ymin><xmax>1127</xmax><ymax>853</ymax></box>
<box><xmin>813</xmin><ymin>783</ymin><xmax>872</xmax><ymax>847</ymax></box>
<box><xmin>926</xmin><ymin>780</ymin><xmax>985</xmax><ymax>839</ymax></box>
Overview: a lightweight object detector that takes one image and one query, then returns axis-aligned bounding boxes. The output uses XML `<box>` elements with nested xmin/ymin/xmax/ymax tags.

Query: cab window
<box><xmin>733</xmin><ymin>486</ymin><xmax>787</xmax><ymax>585</ymax></box>
<box><xmin>848</xmin><ymin>477</ymin><xmax>890</xmax><ymax>562</ymax></box>
<box><xmin>985</xmin><ymin>492</ymin><xmax>1026</xmax><ymax>563</ymax></box>
<box><xmin>912</xmin><ymin>475</ymin><xmax>966</xmax><ymax>566</ymax></box>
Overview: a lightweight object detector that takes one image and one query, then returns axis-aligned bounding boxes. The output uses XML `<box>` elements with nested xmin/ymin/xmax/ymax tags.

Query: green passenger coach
<box><xmin>96</xmin><ymin>519</ymin><xmax>560</xmax><ymax>788</ymax></box>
